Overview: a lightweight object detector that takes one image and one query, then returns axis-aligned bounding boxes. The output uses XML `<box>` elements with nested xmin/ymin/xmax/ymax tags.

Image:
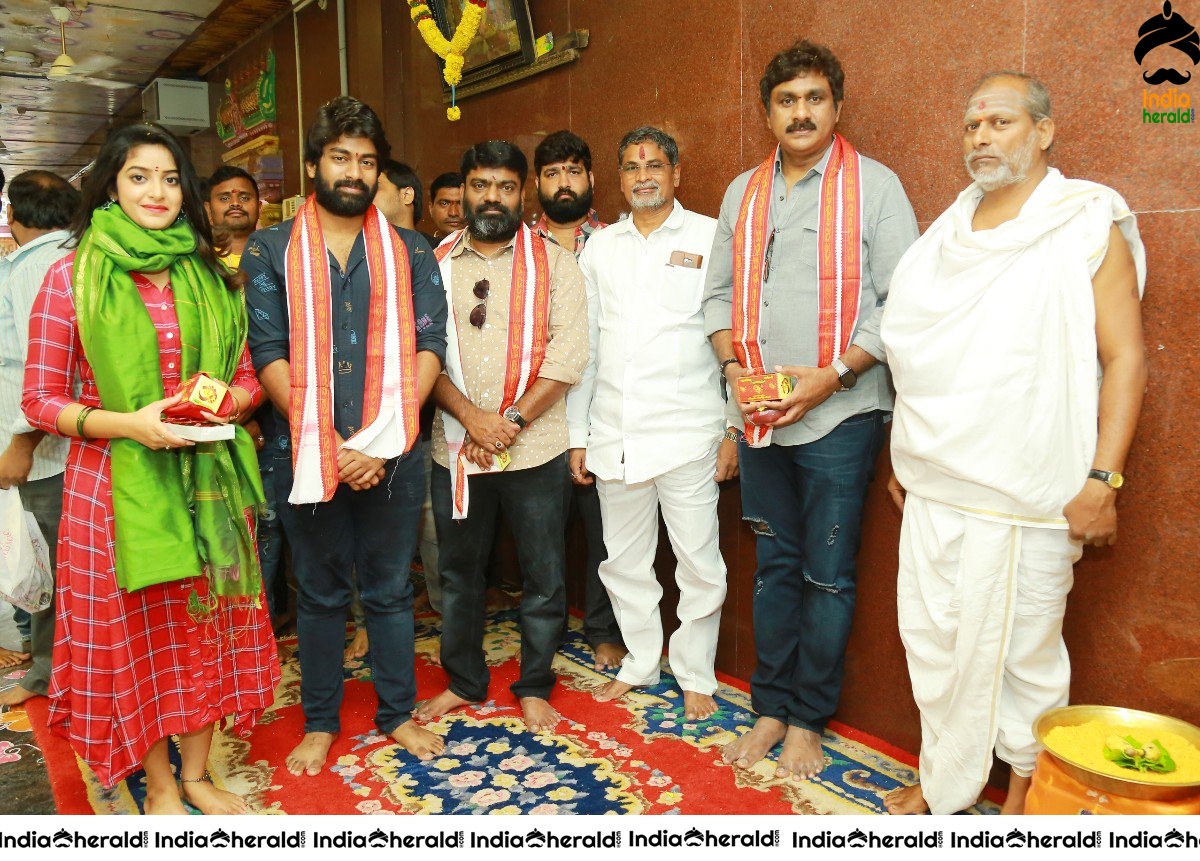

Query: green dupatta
<box><xmin>73</xmin><ymin>204</ymin><xmax>265</xmax><ymax>606</ymax></box>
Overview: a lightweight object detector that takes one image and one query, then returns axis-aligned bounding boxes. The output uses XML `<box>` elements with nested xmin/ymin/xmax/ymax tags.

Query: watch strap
<box><xmin>1087</xmin><ymin>468</ymin><xmax>1124</xmax><ymax>489</ymax></box>
<box><xmin>831</xmin><ymin>358</ymin><xmax>856</xmax><ymax>390</ymax></box>
<box><xmin>504</xmin><ymin>406</ymin><xmax>527</xmax><ymax>429</ymax></box>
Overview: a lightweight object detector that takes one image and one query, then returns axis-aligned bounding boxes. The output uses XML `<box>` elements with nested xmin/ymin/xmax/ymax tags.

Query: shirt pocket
<box><xmin>658</xmin><ymin>264</ymin><xmax>705</xmax><ymax>317</ymax></box>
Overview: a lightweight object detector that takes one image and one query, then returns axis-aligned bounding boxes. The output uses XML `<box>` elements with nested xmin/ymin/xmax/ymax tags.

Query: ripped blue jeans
<box><xmin>738</xmin><ymin>411</ymin><xmax>885</xmax><ymax>733</ymax></box>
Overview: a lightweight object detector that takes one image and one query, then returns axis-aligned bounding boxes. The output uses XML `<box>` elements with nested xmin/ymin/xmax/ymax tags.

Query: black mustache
<box><xmin>1144</xmin><ymin>68</ymin><xmax>1192</xmax><ymax>84</ymax></box>
<box><xmin>555</xmin><ymin>190</ymin><xmax>577</xmax><ymax>199</ymax></box>
<box><xmin>787</xmin><ymin>120</ymin><xmax>817</xmax><ymax>132</ymax></box>
<box><xmin>335</xmin><ymin>180</ymin><xmax>369</xmax><ymax>193</ymax></box>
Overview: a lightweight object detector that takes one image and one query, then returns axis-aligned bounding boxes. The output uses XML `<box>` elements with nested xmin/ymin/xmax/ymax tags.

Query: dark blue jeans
<box><xmin>258</xmin><ymin>434</ymin><xmax>287</xmax><ymax>618</ymax></box>
<box><xmin>276</xmin><ymin>442</ymin><xmax>425</xmax><ymax>735</ymax></box>
<box><xmin>738</xmin><ymin>411</ymin><xmax>886</xmax><ymax>733</ymax></box>
<box><xmin>432</xmin><ymin>454</ymin><xmax>569</xmax><ymax>701</ymax></box>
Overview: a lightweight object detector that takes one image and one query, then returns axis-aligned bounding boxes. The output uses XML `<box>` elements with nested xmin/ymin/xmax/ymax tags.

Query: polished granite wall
<box><xmin>207</xmin><ymin>0</ymin><xmax>1199</xmax><ymax>759</ymax></box>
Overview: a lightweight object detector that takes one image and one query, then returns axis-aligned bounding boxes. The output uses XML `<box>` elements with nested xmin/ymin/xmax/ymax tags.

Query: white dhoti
<box><xmin>898</xmin><ymin>494</ymin><xmax>1081</xmax><ymax>814</ymax></box>
<box><xmin>882</xmin><ymin>169</ymin><xmax>1147</xmax><ymax>814</ymax></box>
<box><xmin>595</xmin><ymin>443</ymin><xmax>727</xmax><ymax>694</ymax></box>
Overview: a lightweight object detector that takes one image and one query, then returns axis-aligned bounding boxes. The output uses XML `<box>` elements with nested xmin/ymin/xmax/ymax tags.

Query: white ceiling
<box><xmin>0</xmin><ymin>0</ymin><xmax>223</xmax><ymax>177</ymax></box>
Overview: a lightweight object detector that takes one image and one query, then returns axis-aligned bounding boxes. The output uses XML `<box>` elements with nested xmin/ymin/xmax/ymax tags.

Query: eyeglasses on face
<box><xmin>619</xmin><ymin>161</ymin><xmax>672</xmax><ymax>175</ymax></box>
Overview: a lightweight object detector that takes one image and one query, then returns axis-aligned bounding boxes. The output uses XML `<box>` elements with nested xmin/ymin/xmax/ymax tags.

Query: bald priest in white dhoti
<box><xmin>880</xmin><ymin>72</ymin><xmax>1147</xmax><ymax>816</ymax></box>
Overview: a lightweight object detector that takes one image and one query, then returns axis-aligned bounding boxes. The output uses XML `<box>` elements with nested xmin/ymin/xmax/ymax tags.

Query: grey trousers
<box><xmin>17</xmin><ymin>473</ymin><xmax>63</xmax><ymax>696</ymax></box>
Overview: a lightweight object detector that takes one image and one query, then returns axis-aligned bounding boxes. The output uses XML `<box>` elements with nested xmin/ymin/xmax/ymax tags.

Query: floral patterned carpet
<box><xmin>11</xmin><ymin>612</ymin><xmax>998</xmax><ymax>815</ymax></box>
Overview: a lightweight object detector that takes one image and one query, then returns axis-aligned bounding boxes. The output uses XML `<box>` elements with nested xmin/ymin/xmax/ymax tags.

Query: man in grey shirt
<box><xmin>703</xmin><ymin>40</ymin><xmax>918</xmax><ymax>781</ymax></box>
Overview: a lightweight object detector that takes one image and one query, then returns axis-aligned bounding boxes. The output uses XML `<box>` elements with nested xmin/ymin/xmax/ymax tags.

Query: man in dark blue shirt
<box><xmin>242</xmin><ymin>97</ymin><xmax>447</xmax><ymax>777</ymax></box>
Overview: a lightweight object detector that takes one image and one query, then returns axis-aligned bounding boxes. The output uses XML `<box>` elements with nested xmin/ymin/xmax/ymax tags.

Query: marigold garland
<box><xmin>408</xmin><ymin>0</ymin><xmax>487</xmax><ymax>121</ymax></box>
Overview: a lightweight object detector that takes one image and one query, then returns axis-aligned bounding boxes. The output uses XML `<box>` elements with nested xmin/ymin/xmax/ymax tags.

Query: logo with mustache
<box><xmin>1135</xmin><ymin>1</ymin><xmax>1199</xmax><ymax>84</ymax></box>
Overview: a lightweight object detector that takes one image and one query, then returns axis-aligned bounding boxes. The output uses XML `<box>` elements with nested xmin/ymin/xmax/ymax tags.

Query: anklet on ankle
<box><xmin>179</xmin><ymin>771</ymin><xmax>211</xmax><ymax>784</ymax></box>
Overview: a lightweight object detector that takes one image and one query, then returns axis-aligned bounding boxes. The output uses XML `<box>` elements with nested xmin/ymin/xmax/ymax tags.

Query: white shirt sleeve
<box><xmin>565</xmin><ymin>239</ymin><xmax>601</xmax><ymax>450</ymax></box>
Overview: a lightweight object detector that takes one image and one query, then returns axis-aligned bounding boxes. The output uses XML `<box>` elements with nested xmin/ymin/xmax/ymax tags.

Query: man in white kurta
<box><xmin>567</xmin><ymin>127</ymin><xmax>737</xmax><ymax>721</ymax></box>
<box><xmin>881</xmin><ymin>73</ymin><xmax>1147</xmax><ymax>815</ymax></box>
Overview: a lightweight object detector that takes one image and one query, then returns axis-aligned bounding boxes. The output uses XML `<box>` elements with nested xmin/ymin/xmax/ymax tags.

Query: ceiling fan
<box><xmin>45</xmin><ymin>4</ymin><xmax>135</xmax><ymax>89</ymax></box>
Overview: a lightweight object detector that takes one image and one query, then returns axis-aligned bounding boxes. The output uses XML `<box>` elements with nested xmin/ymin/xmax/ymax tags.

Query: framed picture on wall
<box><xmin>430</xmin><ymin>0</ymin><xmax>536</xmax><ymax>90</ymax></box>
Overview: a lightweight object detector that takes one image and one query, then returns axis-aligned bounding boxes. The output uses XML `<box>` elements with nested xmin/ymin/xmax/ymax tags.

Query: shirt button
<box><xmin>166</xmin><ymin>332</ymin><xmax>175</xmax><ymax>339</ymax></box>
<box><xmin>341</xmin><ymin>323</ymin><xmax>349</xmax><ymax>330</ymax></box>
<box><xmin>167</xmin><ymin>362</ymin><xmax>175</xmax><ymax>369</ymax></box>
<box><xmin>161</xmin><ymin>303</ymin><xmax>168</xmax><ymax>310</ymax></box>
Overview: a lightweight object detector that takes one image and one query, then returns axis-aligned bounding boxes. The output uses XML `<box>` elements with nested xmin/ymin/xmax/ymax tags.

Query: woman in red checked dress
<box><xmin>21</xmin><ymin>123</ymin><xmax>278</xmax><ymax>815</ymax></box>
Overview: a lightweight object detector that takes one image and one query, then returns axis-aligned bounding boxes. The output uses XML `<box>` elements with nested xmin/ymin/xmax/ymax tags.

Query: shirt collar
<box><xmin>5</xmin><ymin>229</ymin><xmax>71</xmax><ymax>264</ymax></box>
<box><xmin>533</xmin><ymin>209</ymin><xmax>604</xmax><ymax>246</ymax></box>
<box><xmin>451</xmin><ymin>229</ymin><xmax>516</xmax><ymax>260</ymax></box>
<box><xmin>613</xmin><ymin>198</ymin><xmax>686</xmax><ymax>237</ymax></box>
<box><xmin>772</xmin><ymin>138</ymin><xmax>836</xmax><ymax>180</ymax></box>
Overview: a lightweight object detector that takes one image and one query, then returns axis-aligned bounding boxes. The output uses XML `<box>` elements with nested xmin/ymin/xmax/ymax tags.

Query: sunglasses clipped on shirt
<box><xmin>470</xmin><ymin>279</ymin><xmax>490</xmax><ymax>328</ymax></box>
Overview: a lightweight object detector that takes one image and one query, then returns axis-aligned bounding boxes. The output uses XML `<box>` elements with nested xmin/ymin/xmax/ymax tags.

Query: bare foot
<box><xmin>181</xmin><ymin>779</ymin><xmax>248</xmax><ymax>814</ymax></box>
<box><xmin>520</xmin><ymin>697</ymin><xmax>561</xmax><ymax>733</ymax></box>
<box><xmin>390</xmin><ymin>719</ymin><xmax>445</xmax><ymax>761</ymax></box>
<box><xmin>683</xmin><ymin>691</ymin><xmax>718</xmax><ymax>721</ymax></box>
<box><xmin>286</xmin><ymin>731</ymin><xmax>337</xmax><ymax>777</ymax></box>
<box><xmin>414</xmin><ymin>688</ymin><xmax>473</xmax><ymax>721</ymax></box>
<box><xmin>0</xmin><ymin>685</ymin><xmax>38</xmax><ymax>707</ymax></box>
<box><xmin>884</xmin><ymin>782</ymin><xmax>929</xmax><ymax>814</ymax></box>
<box><xmin>485</xmin><ymin>587</ymin><xmax>519</xmax><ymax>612</ymax></box>
<box><xmin>722</xmin><ymin>715</ymin><xmax>786</xmax><ymax>769</ymax></box>
<box><xmin>0</xmin><ymin>647</ymin><xmax>29</xmax><ymax>669</ymax></box>
<box><xmin>143</xmin><ymin>784</ymin><xmax>187</xmax><ymax>815</ymax></box>
<box><xmin>1000</xmin><ymin>771</ymin><xmax>1031</xmax><ymax>815</ymax></box>
<box><xmin>594</xmin><ymin>679</ymin><xmax>636</xmax><ymax>703</ymax></box>
<box><xmin>428</xmin><ymin>643</ymin><xmax>442</xmax><ymax>667</ymax></box>
<box><xmin>343</xmin><ymin>627</ymin><xmax>368</xmax><ymax>662</ymax></box>
<box><xmin>592</xmin><ymin>642</ymin><xmax>627</xmax><ymax>671</ymax></box>
<box><xmin>775</xmin><ymin>725</ymin><xmax>826</xmax><ymax>780</ymax></box>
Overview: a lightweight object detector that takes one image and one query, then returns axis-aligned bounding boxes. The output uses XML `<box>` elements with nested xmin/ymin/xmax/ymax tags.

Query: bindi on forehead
<box><xmin>639</xmin><ymin>144</ymin><xmax>646</xmax><ymax>160</ymax></box>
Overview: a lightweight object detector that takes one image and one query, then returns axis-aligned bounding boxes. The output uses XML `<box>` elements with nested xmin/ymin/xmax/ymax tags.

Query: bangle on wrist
<box><xmin>719</xmin><ymin>357</ymin><xmax>740</xmax><ymax>376</ymax></box>
<box><xmin>76</xmin><ymin>406</ymin><xmax>95</xmax><ymax>440</ymax></box>
<box><xmin>723</xmin><ymin>427</ymin><xmax>742</xmax><ymax>443</ymax></box>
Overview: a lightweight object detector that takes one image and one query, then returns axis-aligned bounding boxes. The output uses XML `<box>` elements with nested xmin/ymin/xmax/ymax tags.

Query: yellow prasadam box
<box><xmin>181</xmin><ymin>373</ymin><xmax>229</xmax><ymax>413</ymax></box>
<box><xmin>736</xmin><ymin>371</ymin><xmax>792</xmax><ymax>404</ymax></box>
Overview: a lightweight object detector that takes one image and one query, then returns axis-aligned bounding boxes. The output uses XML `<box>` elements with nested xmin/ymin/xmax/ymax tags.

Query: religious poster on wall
<box><xmin>216</xmin><ymin>50</ymin><xmax>278</xmax><ymax>146</ymax></box>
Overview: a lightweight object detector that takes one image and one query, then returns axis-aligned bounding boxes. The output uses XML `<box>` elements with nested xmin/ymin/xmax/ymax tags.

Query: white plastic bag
<box><xmin>0</xmin><ymin>486</ymin><xmax>52</xmax><ymax>613</ymax></box>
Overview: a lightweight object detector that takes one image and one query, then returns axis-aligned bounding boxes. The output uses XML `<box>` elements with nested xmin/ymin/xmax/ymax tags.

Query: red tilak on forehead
<box><xmin>639</xmin><ymin>144</ymin><xmax>646</xmax><ymax>160</ymax></box>
<box><xmin>977</xmin><ymin>100</ymin><xmax>987</xmax><ymax>109</ymax></box>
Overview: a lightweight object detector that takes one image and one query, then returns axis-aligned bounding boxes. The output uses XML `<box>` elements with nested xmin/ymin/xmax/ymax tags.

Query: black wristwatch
<box><xmin>831</xmin><ymin>358</ymin><xmax>858</xmax><ymax>390</ymax></box>
<box><xmin>503</xmin><ymin>405</ymin><xmax>527</xmax><ymax>429</ymax></box>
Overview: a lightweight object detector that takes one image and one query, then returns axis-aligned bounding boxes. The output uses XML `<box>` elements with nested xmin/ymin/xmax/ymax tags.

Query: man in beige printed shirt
<box><xmin>416</xmin><ymin>141</ymin><xmax>588</xmax><ymax>733</ymax></box>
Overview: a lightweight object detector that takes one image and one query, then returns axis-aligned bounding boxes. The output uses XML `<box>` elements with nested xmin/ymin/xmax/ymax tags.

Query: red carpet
<box><xmin>22</xmin><ymin>613</ymin><xmax>999</xmax><ymax>815</ymax></box>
